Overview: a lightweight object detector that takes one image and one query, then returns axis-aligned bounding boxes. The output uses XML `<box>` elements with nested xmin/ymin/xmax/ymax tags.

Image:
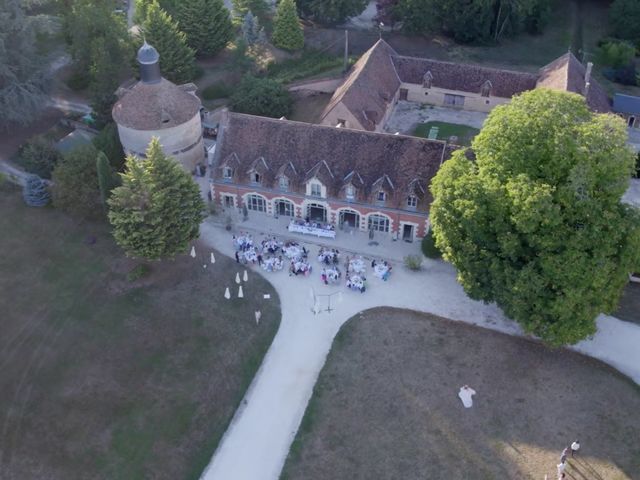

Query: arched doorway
<box><xmin>306</xmin><ymin>203</ymin><xmax>327</xmax><ymax>223</ymax></box>
<box><xmin>339</xmin><ymin>209</ymin><xmax>360</xmax><ymax>228</ymax></box>
<box><xmin>274</xmin><ymin>198</ymin><xmax>295</xmax><ymax>217</ymax></box>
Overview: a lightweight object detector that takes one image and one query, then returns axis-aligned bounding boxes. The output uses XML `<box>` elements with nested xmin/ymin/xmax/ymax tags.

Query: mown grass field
<box><xmin>0</xmin><ymin>187</ymin><xmax>280</xmax><ymax>479</ymax></box>
<box><xmin>282</xmin><ymin>308</ymin><xmax>640</xmax><ymax>480</ymax></box>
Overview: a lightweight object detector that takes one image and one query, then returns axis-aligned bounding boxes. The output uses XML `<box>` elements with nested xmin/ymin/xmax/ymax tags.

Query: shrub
<box><xmin>403</xmin><ymin>254</ymin><xmax>423</xmax><ymax>271</ymax></box>
<box><xmin>597</xmin><ymin>40</ymin><xmax>636</xmax><ymax>68</ymax></box>
<box><xmin>230</xmin><ymin>75</ymin><xmax>292</xmax><ymax>118</ymax></box>
<box><xmin>18</xmin><ymin>136</ymin><xmax>62</xmax><ymax>179</ymax></box>
<box><xmin>51</xmin><ymin>145</ymin><xmax>102</xmax><ymax>219</ymax></box>
<box><xmin>66</xmin><ymin>70</ymin><xmax>91</xmax><ymax>91</ymax></box>
<box><xmin>127</xmin><ymin>263</ymin><xmax>151</xmax><ymax>281</ymax></box>
<box><xmin>202</xmin><ymin>83</ymin><xmax>233</xmax><ymax>100</ymax></box>
<box><xmin>421</xmin><ymin>231</ymin><xmax>442</xmax><ymax>259</ymax></box>
<box><xmin>22</xmin><ymin>175</ymin><xmax>50</xmax><ymax>207</ymax></box>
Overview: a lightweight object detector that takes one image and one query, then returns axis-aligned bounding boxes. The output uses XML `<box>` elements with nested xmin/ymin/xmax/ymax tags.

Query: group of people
<box><xmin>317</xmin><ymin>247</ymin><xmax>340</xmax><ymax>266</ymax></box>
<box><xmin>371</xmin><ymin>259</ymin><xmax>392</xmax><ymax>281</ymax></box>
<box><xmin>557</xmin><ymin>441</ymin><xmax>580</xmax><ymax>479</ymax></box>
<box><xmin>320</xmin><ymin>266</ymin><xmax>342</xmax><ymax>285</ymax></box>
<box><xmin>230</xmin><ymin>232</ymin><xmax>391</xmax><ymax>291</ymax></box>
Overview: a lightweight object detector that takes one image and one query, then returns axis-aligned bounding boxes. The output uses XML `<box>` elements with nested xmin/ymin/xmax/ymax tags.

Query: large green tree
<box><xmin>140</xmin><ymin>1</ymin><xmax>196</xmax><ymax>84</ymax></box>
<box><xmin>430</xmin><ymin>89</ymin><xmax>640</xmax><ymax>346</ymax></box>
<box><xmin>396</xmin><ymin>0</ymin><xmax>550</xmax><ymax>43</ymax></box>
<box><xmin>230</xmin><ymin>75</ymin><xmax>292</xmax><ymax>118</ymax></box>
<box><xmin>18</xmin><ymin>136</ymin><xmax>62</xmax><ymax>179</ymax></box>
<box><xmin>0</xmin><ymin>0</ymin><xmax>53</xmax><ymax>127</ymax></box>
<box><xmin>51</xmin><ymin>145</ymin><xmax>103</xmax><ymax>219</ymax></box>
<box><xmin>108</xmin><ymin>138</ymin><xmax>206</xmax><ymax>260</ymax></box>
<box><xmin>609</xmin><ymin>0</ymin><xmax>640</xmax><ymax>47</ymax></box>
<box><xmin>297</xmin><ymin>0</ymin><xmax>368</xmax><ymax>25</ymax></box>
<box><xmin>177</xmin><ymin>0</ymin><xmax>233</xmax><ymax>57</ymax></box>
<box><xmin>231</xmin><ymin>0</ymin><xmax>269</xmax><ymax>24</ymax></box>
<box><xmin>272</xmin><ymin>0</ymin><xmax>304</xmax><ymax>51</ymax></box>
<box><xmin>64</xmin><ymin>0</ymin><xmax>132</xmax><ymax>122</ymax></box>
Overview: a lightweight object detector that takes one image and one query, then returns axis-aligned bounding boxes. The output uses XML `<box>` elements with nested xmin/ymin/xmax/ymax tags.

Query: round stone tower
<box><xmin>112</xmin><ymin>42</ymin><xmax>204</xmax><ymax>172</ymax></box>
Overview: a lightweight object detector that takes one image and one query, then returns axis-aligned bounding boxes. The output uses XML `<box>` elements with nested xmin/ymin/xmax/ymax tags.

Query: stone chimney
<box><xmin>584</xmin><ymin>62</ymin><xmax>593</xmax><ymax>97</ymax></box>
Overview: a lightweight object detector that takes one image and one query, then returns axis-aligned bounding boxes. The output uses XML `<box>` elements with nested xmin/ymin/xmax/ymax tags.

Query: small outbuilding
<box><xmin>613</xmin><ymin>93</ymin><xmax>640</xmax><ymax>129</ymax></box>
<box><xmin>112</xmin><ymin>42</ymin><xmax>204</xmax><ymax>172</ymax></box>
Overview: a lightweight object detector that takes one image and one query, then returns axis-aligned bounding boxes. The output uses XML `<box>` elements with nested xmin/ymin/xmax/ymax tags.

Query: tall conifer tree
<box><xmin>140</xmin><ymin>2</ymin><xmax>196</xmax><ymax>83</ymax></box>
<box><xmin>108</xmin><ymin>138</ymin><xmax>206</xmax><ymax>260</ymax></box>
<box><xmin>272</xmin><ymin>0</ymin><xmax>304</xmax><ymax>51</ymax></box>
<box><xmin>177</xmin><ymin>0</ymin><xmax>234</xmax><ymax>57</ymax></box>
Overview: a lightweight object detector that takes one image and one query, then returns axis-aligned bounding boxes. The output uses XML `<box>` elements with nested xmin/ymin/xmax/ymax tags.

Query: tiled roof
<box><xmin>537</xmin><ymin>53</ymin><xmax>611</xmax><ymax>113</ymax></box>
<box><xmin>321</xmin><ymin>40</ymin><xmax>401</xmax><ymax>131</ymax></box>
<box><xmin>613</xmin><ymin>93</ymin><xmax>640</xmax><ymax>115</ymax></box>
<box><xmin>112</xmin><ymin>78</ymin><xmax>201</xmax><ymax>130</ymax></box>
<box><xmin>391</xmin><ymin>56</ymin><xmax>539</xmax><ymax>98</ymax></box>
<box><xmin>213</xmin><ymin>112</ymin><xmax>458</xmax><ymax>207</ymax></box>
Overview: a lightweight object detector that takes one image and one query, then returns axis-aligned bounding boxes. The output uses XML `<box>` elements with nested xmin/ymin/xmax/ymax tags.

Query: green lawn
<box><xmin>413</xmin><ymin>121</ymin><xmax>480</xmax><ymax>146</ymax></box>
<box><xmin>0</xmin><ymin>186</ymin><xmax>280</xmax><ymax>479</ymax></box>
<box><xmin>282</xmin><ymin>308</ymin><xmax>640</xmax><ymax>480</ymax></box>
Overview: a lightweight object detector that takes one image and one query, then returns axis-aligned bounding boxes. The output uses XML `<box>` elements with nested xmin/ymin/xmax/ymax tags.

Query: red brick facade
<box><xmin>212</xmin><ymin>182</ymin><xmax>430</xmax><ymax>241</ymax></box>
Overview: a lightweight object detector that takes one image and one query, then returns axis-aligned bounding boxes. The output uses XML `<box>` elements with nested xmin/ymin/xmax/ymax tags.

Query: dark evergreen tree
<box><xmin>297</xmin><ymin>0</ymin><xmax>368</xmax><ymax>25</ymax></box>
<box><xmin>610</xmin><ymin>0</ymin><xmax>640</xmax><ymax>47</ymax></box>
<box><xmin>0</xmin><ymin>0</ymin><xmax>53</xmax><ymax>127</ymax></box>
<box><xmin>140</xmin><ymin>2</ymin><xmax>196</xmax><ymax>83</ymax></box>
<box><xmin>96</xmin><ymin>151</ymin><xmax>120</xmax><ymax>206</ymax></box>
<box><xmin>108</xmin><ymin>138</ymin><xmax>206</xmax><ymax>260</ymax></box>
<box><xmin>23</xmin><ymin>175</ymin><xmax>51</xmax><ymax>207</ymax></box>
<box><xmin>242</xmin><ymin>11</ymin><xmax>259</xmax><ymax>45</ymax></box>
<box><xmin>93</xmin><ymin>123</ymin><xmax>125</xmax><ymax>170</ymax></box>
<box><xmin>272</xmin><ymin>0</ymin><xmax>304</xmax><ymax>51</ymax></box>
<box><xmin>177</xmin><ymin>0</ymin><xmax>234</xmax><ymax>57</ymax></box>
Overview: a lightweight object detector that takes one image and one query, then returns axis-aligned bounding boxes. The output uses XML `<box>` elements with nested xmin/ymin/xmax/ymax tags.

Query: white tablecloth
<box><xmin>288</xmin><ymin>222</ymin><xmax>336</xmax><ymax>238</ymax></box>
<box><xmin>349</xmin><ymin>258</ymin><xmax>366</xmax><ymax>274</ymax></box>
<box><xmin>374</xmin><ymin>264</ymin><xmax>390</xmax><ymax>279</ymax></box>
<box><xmin>283</xmin><ymin>245</ymin><xmax>302</xmax><ymax>260</ymax></box>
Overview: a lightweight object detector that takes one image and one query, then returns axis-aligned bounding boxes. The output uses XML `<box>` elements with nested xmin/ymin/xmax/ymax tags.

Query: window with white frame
<box><xmin>345</xmin><ymin>185</ymin><xmax>355</xmax><ymax>200</ymax></box>
<box><xmin>310</xmin><ymin>182</ymin><xmax>322</xmax><ymax>197</ymax></box>
<box><xmin>444</xmin><ymin>94</ymin><xmax>465</xmax><ymax>107</ymax></box>
<box><xmin>251</xmin><ymin>172</ymin><xmax>261</xmax><ymax>184</ymax></box>
<box><xmin>222</xmin><ymin>167</ymin><xmax>233</xmax><ymax>180</ymax></box>
<box><xmin>368</xmin><ymin>214</ymin><xmax>390</xmax><ymax>232</ymax></box>
<box><xmin>407</xmin><ymin>195</ymin><xmax>418</xmax><ymax>209</ymax></box>
<box><xmin>376</xmin><ymin>191</ymin><xmax>386</xmax><ymax>203</ymax></box>
<box><xmin>246</xmin><ymin>194</ymin><xmax>266</xmax><ymax>212</ymax></box>
<box><xmin>278</xmin><ymin>176</ymin><xmax>289</xmax><ymax>191</ymax></box>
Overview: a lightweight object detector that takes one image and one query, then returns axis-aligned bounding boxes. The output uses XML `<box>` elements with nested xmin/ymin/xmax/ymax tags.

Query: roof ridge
<box><xmin>227</xmin><ymin>112</ymin><xmax>451</xmax><ymax>146</ymax></box>
<box><xmin>392</xmin><ymin>54</ymin><xmax>538</xmax><ymax>77</ymax></box>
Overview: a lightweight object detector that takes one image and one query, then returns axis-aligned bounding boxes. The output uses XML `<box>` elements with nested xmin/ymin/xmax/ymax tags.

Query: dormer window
<box><xmin>310</xmin><ymin>182</ymin><xmax>322</xmax><ymax>197</ymax></box>
<box><xmin>252</xmin><ymin>172</ymin><xmax>261</xmax><ymax>184</ymax></box>
<box><xmin>407</xmin><ymin>195</ymin><xmax>418</xmax><ymax>209</ymax></box>
<box><xmin>481</xmin><ymin>80</ymin><xmax>492</xmax><ymax>98</ymax></box>
<box><xmin>377</xmin><ymin>191</ymin><xmax>386</xmax><ymax>202</ymax></box>
<box><xmin>278</xmin><ymin>176</ymin><xmax>289</xmax><ymax>191</ymax></box>
<box><xmin>422</xmin><ymin>71</ymin><xmax>433</xmax><ymax>89</ymax></box>
<box><xmin>223</xmin><ymin>167</ymin><xmax>233</xmax><ymax>180</ymax></box>
<box><xmin>345</xmin><ymin>185</ymin><xmax>356</xmax><ymax>201</ymax></box>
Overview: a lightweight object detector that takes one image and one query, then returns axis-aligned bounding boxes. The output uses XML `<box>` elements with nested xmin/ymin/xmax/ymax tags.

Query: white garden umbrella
<box><xmin>238</xmin><ymin>285</ymin><xmax>244</xmax><ymax>298</ymax></box>
<box><xmin>255</xmin><ymin>310</ymin><xmax>261</xmax><ymax>325</ymax></box>
<box><xmin>224</xmin><ymin>287</ymin><xmax>231</xmax><ymax>299</ymax></box>
<box><xmin>235</xmin><ymin>272</ymin><xmax>241</xmax><ymax>284</ymax></box>
<box><xmin>243</xmin><ymin>270</ymin><xmax>248</xmax><ymax>282</ymax></box>
<box><xmin>210</xmin><ymin>252</ymin><xmax>216</xmax><ymax>264</ymax></box>
<box><xmin>190</xmin><ymin>246</ymin><xmax>196</xmax><ymax>258</ymax></box>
